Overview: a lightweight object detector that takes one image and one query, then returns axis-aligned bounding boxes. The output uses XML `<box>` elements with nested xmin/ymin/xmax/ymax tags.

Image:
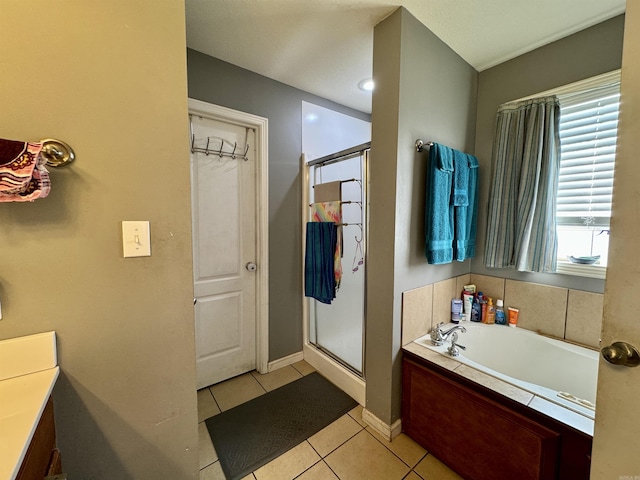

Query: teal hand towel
<box><xmin>425</xmin><ymin>143</ymin><xmax>454</xmax><ymax>264</ymax></box>
<box><xmin>305</xmin><ymin>222</ymin><xmax>337</xmax><ymax>304</ymax></box>
<box><xmin>455</xmin><ymin>154</ymin><xmax>479</xmax><ymax>261</ymax></box>
<box><xmin>452</xmin><ymin>149</ymin><xmax>469</xmax><ymax>207</ymax></box>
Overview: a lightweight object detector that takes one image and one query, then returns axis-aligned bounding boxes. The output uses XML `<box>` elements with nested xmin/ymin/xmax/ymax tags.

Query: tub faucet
<box><xmin>430</xmin><ymin>322</ymin><xmax>467</xmax><ymax>346</ymax></box>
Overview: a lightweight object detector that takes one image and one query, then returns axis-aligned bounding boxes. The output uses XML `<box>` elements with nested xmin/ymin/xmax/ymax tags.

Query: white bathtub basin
<box><xmin>415</xmin><ymin>323</ymin><xmax>599</xmax><ymax>420</ymax></box>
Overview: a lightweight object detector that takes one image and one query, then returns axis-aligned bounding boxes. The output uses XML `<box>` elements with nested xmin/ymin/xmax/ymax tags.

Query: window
<box><xmin>555</xmin><ymin>72</ymin><xmax>620</xmax><ymax>278</ymax></box>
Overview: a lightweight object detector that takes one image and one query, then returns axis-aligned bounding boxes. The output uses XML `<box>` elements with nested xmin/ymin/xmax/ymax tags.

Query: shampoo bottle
<box><xmin>495</xmin><ymin>299</ymin><xmax>506</xmax><ymax>325</ymax></box>
<box><xmin>485</xmin><ymin>297</ymin><xmax>496</xmax><ymax>324</ymax></box>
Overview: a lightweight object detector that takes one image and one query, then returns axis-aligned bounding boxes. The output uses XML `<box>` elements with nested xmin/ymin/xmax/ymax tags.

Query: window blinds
<box><xmin>556</xmin><ymin>82</ymin><xmax>620</xmax><ymax>225</ymax></box>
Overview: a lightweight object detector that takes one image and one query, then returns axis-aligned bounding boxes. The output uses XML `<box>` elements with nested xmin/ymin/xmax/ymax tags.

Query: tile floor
<box><xmin>198</xmin><ymin>361</ymin><xmax>462</xmax><ymax>480</ymax></box>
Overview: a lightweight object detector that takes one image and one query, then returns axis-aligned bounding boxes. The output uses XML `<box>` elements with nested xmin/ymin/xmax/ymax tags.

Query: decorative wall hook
<box><xmin>40</xmin><ymin>138</ymin><xmax>75</xmax><ymax>167</ymax></box>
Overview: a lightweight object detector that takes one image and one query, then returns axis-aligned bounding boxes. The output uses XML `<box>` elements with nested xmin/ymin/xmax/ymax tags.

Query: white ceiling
<box><xmin>185</xmin><ymin>0</ymin><xmax>625</xmax><ymax>114</ymax></box>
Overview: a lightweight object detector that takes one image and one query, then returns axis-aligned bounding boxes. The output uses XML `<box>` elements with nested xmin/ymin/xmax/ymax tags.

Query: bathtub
<box><xmin>415</xmin><ymin>323</ymin><xmax>599</xmax><ymax>420</ymax></box>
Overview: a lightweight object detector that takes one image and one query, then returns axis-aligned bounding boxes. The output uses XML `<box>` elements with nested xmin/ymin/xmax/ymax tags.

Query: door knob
<box><xmin>601</xmin><ymin>341</ymin><xmax>640</xmax><ymax>367</ymax></box>
<box><xmin>246</xmin><ymin>262</ymin><xmax>257</xmax><ymax>272</ymax></box>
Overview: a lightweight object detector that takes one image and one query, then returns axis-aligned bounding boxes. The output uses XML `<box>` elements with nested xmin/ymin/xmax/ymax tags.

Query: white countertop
<box><xmin>0</xmin><ymin>332</ymin><xmax>58</xmax><ymax>480</ymax></box>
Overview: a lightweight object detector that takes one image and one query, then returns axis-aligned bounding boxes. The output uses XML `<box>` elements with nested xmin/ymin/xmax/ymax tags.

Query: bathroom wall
<box><xmin>402</xmin><ymin>275</ymin><xmax>604</xmax><ymax>349</ymax></box>
<box><xmin>472</xmin><ymin>15</ymin><xmax>625</xmax><ymax>294</ymax></box>
<box><xmin>187</xmin><ymin>50</ymin><xmax>370</xmax><ymax>360</ymax></box>
<box><xmin>366</xmin><ymin>7</ymin><xmax>478</xmax><ymax>426</ymax></box>
<box><xmin>0</xmin><ymin>2</ymin><xmax>197</xmax><ymax>479</ymax></box>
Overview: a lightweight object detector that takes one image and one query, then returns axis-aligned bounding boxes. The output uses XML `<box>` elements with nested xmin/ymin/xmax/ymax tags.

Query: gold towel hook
<box><xmin>40</xmin><ymin>138</ymin><xmax>75</xmax><ymax>167</ymax></box>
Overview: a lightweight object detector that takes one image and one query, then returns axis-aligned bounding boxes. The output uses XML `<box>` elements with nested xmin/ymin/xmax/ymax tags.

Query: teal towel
<box><xmin>452</xmin><ymin>149</ymin><xmax>469</xmax><ymax>207</ymax></box>
<box><xmin>425</xmin><ymin>143</ymin><xmax>454</xmax><ymax>264</ymax></box>
<box><xmin>305</xmin><ymin>222</ymin><xmax>337</xmax><ymax>304</ymax></box>
<box><xmin>455</xmin><ymin>154</ymin><xmax>479</xmax><ymax>261</ymax></box>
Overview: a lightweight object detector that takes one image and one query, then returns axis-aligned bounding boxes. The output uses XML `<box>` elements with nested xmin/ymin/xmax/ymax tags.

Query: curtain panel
<box><xmin>484</xmin><ymin>96</ymin><xmax>561</xmax><ymax>272</ymax></box>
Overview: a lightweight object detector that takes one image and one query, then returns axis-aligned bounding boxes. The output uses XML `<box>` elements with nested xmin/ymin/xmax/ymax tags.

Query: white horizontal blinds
<box><xmin>556</xmin><ymin>82</ymin><xmax>620</xmax><ymax>225</ymax></box>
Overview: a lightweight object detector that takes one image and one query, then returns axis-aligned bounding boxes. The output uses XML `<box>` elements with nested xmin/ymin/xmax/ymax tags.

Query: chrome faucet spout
<box><xmin>430</xmin><ymin>322</ymin><xmax>466</xmax><ymax>346</ymax></box>
<box><xmin>441</xmin><ymin>324</ymin><xmax>466</xmax><ymax>340</ymax></box>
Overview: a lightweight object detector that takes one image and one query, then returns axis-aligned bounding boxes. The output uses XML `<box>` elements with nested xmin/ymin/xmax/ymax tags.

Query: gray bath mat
<box><xmin>205</xmin><ymin>372</ymin><xmax>357</xmax><ymax>480</ymax></box>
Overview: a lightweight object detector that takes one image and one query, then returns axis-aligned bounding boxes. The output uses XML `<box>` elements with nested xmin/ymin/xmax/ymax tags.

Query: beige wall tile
<box><xmin>469</xmin><ymin>273</ymin><xmax>505</xmax><ymax>303</ymax></box>
<box><xmin>565</xmin><ymin>290</ymin><xmax>604</xmax><ymax>348</ymax></box>
<box><xmin>455</xmin><ymin>274</ymin><xmax>471</xmax><ymax>295</ymax></box>
<box><xmin>402</xmin><ymin>284</ymin><xmax>433</xmax><ymax>345</ymax></box>
<box><xmin>433</xmin><ymin>278</ymin><xmax>458</xmax><ymax>327</ymax></box>
<box><xmin>504</xmin><ymin>280</ymin><xmax>568</xmax><ymax>338</ymax></box>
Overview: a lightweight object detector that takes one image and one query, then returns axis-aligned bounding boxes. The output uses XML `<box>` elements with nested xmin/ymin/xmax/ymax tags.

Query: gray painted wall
<box><xmin>366</xmin><ymin>7</ymin><xmax>478</xmax><ymax>424</ymax></box>
<box><xmin>472</xmin><ymin>15</ymin><xmax>625</xmax><ymax>294</ymax></box>
<box><xmin>187</xmin><ymin>50</ymin><xmax>370</xmax><ymax>361</ymax></box>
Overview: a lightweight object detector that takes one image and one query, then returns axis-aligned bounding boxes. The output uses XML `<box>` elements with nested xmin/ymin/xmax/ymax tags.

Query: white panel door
<box><xmin>191</xmin><ymin>113</ymin><xmax>257</xmax><ymax>389</ymax></box>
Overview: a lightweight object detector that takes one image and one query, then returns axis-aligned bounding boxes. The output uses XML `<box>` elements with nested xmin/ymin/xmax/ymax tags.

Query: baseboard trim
<box><xmin>362</xmin><ymin>408</ymin><xmax>402</xmax><ymax>441</ymax></box>
<box><xmin>267</xmin><ymin>351</ymin><xmax>304</xmax><ymax>372</ymax></box>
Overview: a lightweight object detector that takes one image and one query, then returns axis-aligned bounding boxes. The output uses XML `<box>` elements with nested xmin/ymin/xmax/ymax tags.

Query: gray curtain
<box><xmin>484</xmin><ymin>96</ymin><xmax>561</xmax><ymax>272</ymax></box>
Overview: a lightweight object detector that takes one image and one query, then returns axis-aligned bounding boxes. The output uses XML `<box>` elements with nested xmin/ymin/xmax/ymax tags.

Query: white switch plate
<box><xmin>122</xmin><ymin>221</ymin><xmax>151</xmax><ymax>258</ymax></box>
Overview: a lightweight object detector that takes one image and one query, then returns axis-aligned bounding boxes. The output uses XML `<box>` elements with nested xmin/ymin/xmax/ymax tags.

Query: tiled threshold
<box><xmin>198</xmin><ymin>362</ymin><xmax>462</xmax><ymax>480</ymax></box>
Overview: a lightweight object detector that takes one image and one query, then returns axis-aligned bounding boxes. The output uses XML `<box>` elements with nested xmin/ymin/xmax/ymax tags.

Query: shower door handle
<box><xmin>601</xmin><ymin>341</ymin><xmax>640</xmax><ymax>367</ymax></box>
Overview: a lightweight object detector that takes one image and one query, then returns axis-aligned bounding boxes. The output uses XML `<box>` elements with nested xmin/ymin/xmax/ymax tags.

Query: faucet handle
<box><xmin>447</xmin><ymin>332</ymin><xmax>466</xmax><ymax>357</ymax></box>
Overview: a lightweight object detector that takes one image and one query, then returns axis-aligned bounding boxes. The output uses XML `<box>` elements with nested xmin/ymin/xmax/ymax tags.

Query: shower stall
<box><xmin>302</xmin><ymin>143</ymin><xmax>369</xmax><ymax>404</ymax></box>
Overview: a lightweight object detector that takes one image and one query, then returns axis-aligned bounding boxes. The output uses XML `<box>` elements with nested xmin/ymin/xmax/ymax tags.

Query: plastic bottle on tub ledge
<box><xmin>485</xmin><ymin>297</ymin><xmax>496</xmax><ymax>324</ymax></box>
<box><xmin>470</xmin><ymin>292</ymin><xmax>483</xmax><ymax>322</ymax></box>
<box><xmin>495</xmin><ymin>299</ymin><xmax>506</xmax><ymax>325</ymax></box>
<box><xmin>451</xmin><ymin>298</ymin><xmax>463</xmax><ymax>324</ymax></box>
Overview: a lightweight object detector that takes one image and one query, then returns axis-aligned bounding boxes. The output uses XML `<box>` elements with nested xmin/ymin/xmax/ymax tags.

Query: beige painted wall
<box><xmin>0</xmin><ymin>1</ymin><xmax>198</xmax><ymax>478</ymax></box>
<box><xmin>591</xmin><ymin>2</ymin><xmax>640</xmax><ymax>476</ymax></box>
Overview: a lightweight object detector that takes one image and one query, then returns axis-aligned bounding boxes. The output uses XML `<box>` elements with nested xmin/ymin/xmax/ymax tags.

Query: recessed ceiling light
<box><xmin>358</xmin><ymin>79</ymin><xmax>374</xmax><ymax>92</ymax></box>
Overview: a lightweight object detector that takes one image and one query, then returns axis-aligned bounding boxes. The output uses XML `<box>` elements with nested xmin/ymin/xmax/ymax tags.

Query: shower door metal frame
<box><xmin>302</xmin><ymin>143</ymin><xmax>370</xmax><ymax>381</ymax></box>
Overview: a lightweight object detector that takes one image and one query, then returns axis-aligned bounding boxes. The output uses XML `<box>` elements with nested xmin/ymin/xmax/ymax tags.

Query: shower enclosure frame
<box><xmin>301</xmin><ymin>142</ymin><xmax>370</xmax><ymax>405</ymax></box>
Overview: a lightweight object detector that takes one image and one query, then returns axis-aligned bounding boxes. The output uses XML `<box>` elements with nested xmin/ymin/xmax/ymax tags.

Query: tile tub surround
<box><xmin>402</xmin><ymin>274</ymin><xmax>604</xmax><ymax>349</ymax></box>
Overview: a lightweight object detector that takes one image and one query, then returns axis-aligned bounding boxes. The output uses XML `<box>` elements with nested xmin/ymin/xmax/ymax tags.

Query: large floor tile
<box><xmin>198</xmin><ymin>421</ymin><xmax>217</xmax><ymax>469</ymax></box>
<box><xmin>296</xmin><ymin>461</ymin><xmax>338</xmax><ymax>480</ymax></box>
<box><xmin>199</xmin><ymin>461</ymin><xmax>225</xmax><ymax>480</ymax></box>
<box><xmin>308</xmin><ymin>413</ymin><xmax>363</xmax><ymax>457</ymax></box>
<box><xmin>347</xmin><ymin>405</ymin><xmax>367</xmax><ymax>427</ymax></box>
<box><xmin>365</xmin><ymin>429</ymin><xmax>427</xmax><ymax>468</ymax></box>
<box><xmin>210</xmin><ymin>372</ymin><xmax>266</xmax><ymax>411</ymax></box>
<box><xmin>325</xmin><ymin>430</ymin><xmax>410</xmax><ymax>480</ymax></box>
<box><xmin>413</xmin><ymin>454</ymin><xmax>463</xmax><ymax>480</ymax></box>
<box><xmin>251</xmin><ymin>365</ymin><xmax>302</xmax><ymax>391</ymax></box>
<box><xmin>198</xmin><ymin>388</ymin><xmax>220</xmax><ymax>422</ymax></box>
<box><xmin>253</xmin><ymin>441</ymin><xmax>321</xmax><ymax>480</ymax></box>
<box><xmin>292</xmin><ymin>360</ymin><xmax>316</xmax><ymax>376</ymax></box>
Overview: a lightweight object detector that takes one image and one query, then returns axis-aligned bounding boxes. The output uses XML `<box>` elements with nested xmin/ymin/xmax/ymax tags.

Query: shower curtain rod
<box><xmin>306</xmin><ymin>142</ymin><xmax>371</xmax><ymax>167</ymax></box>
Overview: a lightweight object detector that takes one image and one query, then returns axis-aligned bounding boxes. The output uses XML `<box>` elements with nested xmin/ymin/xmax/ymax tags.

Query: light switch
<box><xmin>122</xmin><ymin>221</ymin><xmax>151</xmax><ymax>258</ymax></box>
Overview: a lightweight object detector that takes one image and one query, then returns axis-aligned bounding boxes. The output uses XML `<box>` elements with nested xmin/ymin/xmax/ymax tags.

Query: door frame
<box><xmin>188</xmin><ymin>98</ymin><xmax>269</xmax><ymax>375</ymax></box>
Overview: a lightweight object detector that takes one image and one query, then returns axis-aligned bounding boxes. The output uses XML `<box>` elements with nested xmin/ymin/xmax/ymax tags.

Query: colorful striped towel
<box><xmin>0</xmin><ymin>139</ymin><xmax>50</xmax><ymax>202</ymax></box>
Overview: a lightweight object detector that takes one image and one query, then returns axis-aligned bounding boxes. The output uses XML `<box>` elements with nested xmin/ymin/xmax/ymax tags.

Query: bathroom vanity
<box><xmin>402</xmin><ymin>345</ymin><xmax>593</xmax><ymax>479</ymax></box>
<box><xmin>0</xmin><ymin>332</ymin><xmax>61</xmax><ymax>479</ymax></box>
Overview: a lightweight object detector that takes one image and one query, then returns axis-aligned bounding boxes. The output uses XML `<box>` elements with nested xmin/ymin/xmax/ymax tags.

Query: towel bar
<box><xmin>415</xmin><ymin>139</ymin><xmax>434</xmax><ymax>152</ymax></box>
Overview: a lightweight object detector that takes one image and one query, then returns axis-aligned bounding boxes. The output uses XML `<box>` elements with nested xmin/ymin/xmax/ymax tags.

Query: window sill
<box><xmin>555</xmin><ymin>261</ymin><xmax>606</xmax><ymax>280</ymax></box>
